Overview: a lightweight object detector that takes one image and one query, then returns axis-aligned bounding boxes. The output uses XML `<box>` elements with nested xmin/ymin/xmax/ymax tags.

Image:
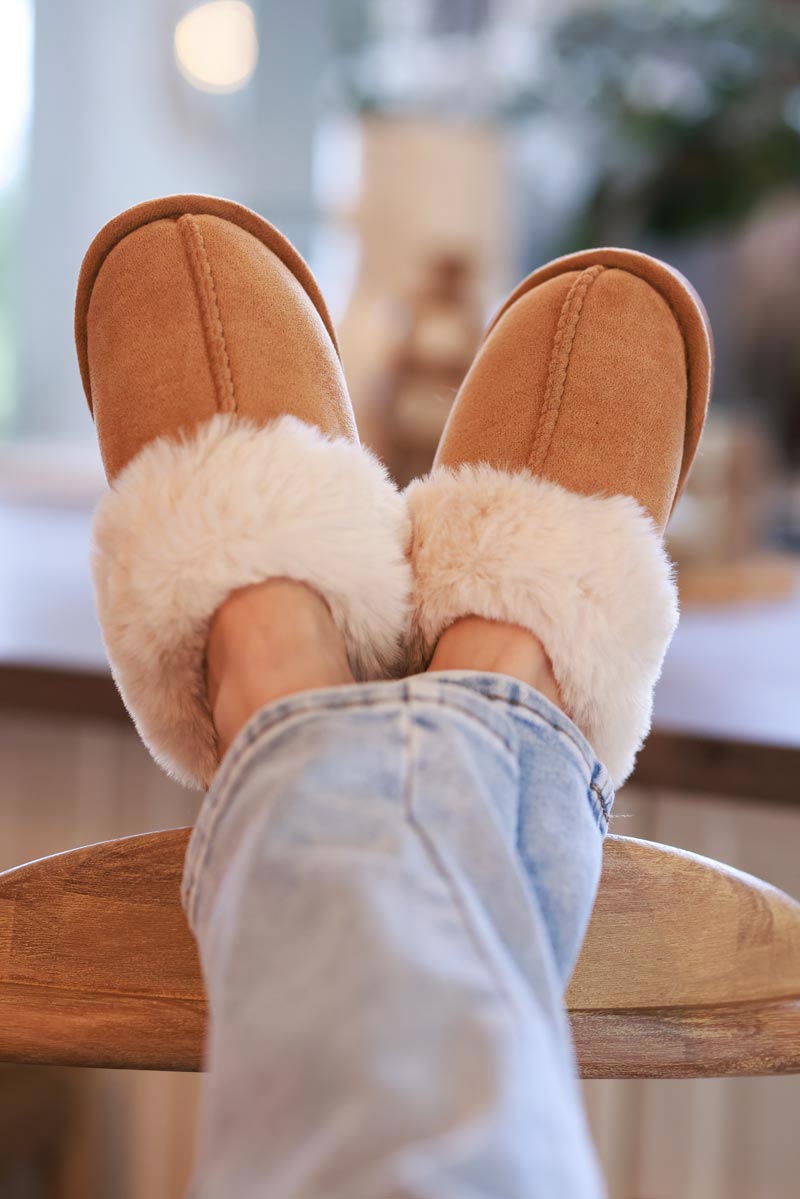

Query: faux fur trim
<box><xmin>93</xmin><ymin>414</ymin><xmax>411</xmax><ymax>789</ymax></box>
<box><xmin>405</xmin><ymin>466</ymin><xmax>678</xmax><ymax>786</ymax></box>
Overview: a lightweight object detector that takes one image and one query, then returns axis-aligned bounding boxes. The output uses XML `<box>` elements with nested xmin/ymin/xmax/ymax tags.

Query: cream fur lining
<box><xmin>93</xmin><ymin>415</ymin><xmax>411</xmax><ymax>789</ymax></box>
<box><xmin>405</xmin><ymin>465</ymin><xmax>678</xmax><ymax>786</ymax></box>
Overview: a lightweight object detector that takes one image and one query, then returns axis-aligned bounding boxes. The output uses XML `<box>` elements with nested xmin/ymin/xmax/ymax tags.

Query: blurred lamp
<box><xmin>174</xmin><ymin>1</ymin><xmax>259</xmax><ymax>94</ymax></box>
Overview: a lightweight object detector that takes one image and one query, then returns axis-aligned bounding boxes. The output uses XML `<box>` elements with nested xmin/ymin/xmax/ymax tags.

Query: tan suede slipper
<box><xmin>77</xmin><ymin>194</ymin><xmax>410</xmax><ymax>789</ymax></box>
<box><xmin>406</xmin><ymin>247</ymin><xmax>714</xmax><ymax>786</ymax></box>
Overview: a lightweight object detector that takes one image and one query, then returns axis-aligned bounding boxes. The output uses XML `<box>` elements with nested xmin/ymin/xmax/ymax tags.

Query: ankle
<box><xmin>206</xmin><ymin>579</ymin><xmax>353</xmax><ymax>754</ymax></box>
<box><xmin>428</xmin><ymin>616</ymin><xmax>564</xmax><ymax>712</ymax></box>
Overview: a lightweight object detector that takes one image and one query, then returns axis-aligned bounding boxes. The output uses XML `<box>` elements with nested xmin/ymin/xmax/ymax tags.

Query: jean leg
<box><xmin>430</xmin><ymin>672</ymin><xmax>614</xmax><ymax>982</ymax></box>
<box><xmin>183</xmin><ymin>675</ymin><xmax>607</xmax><ymax>1199</ymax></box>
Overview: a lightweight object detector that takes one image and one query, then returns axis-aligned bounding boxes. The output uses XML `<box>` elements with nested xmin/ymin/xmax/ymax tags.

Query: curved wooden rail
<box><xmin>567</xmin><ymin>837</ymin><xmax>800</xmax><ymax>1076</ymax></box>
<box><xmin>0</xmin><ymin>830</ymin><xmax>798</xmax><ymax>1077</ymax></box>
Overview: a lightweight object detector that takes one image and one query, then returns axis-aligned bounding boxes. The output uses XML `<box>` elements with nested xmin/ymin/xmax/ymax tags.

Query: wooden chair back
<box><xmin>1</xmin><ymin>830</ymin><xmax>798</xmax><ymax>1078</ymax></box>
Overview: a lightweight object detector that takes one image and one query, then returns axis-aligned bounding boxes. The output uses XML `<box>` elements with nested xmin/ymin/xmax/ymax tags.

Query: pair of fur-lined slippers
<box><xmin>76</xmin><ymin>196</ymin><xmax>713</xmax><ymax>791</ymax></box>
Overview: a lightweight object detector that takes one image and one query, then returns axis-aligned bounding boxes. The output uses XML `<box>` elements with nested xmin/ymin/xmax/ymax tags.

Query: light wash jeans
<box><xmin>182</xmin><ymin>671</ymin><xmax>612</xmax><ymax>1199</ymax></box>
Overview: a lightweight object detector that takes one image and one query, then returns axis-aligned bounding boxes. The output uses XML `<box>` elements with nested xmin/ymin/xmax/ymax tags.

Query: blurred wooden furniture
<box><xmin>0</xmin><ymin>828</ymin><xmax>797</xmax><ymax>1079</ymax></box>
<box><xmin>0</xmin><ymin>1064</ymin><xmax>90</xmax><ymax>1197</ymax></box>
<box><xmin>378</xmin><ymin>253</ymin><xmax>481</xmax><ymax>487</ymax></box>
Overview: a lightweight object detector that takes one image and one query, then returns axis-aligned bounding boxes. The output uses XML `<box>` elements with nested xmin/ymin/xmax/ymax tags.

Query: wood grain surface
<box><xmin>0</xmin><ymin>829</ymin><xmax>797</xmax><ymax>1078</ymax></box>
<box><xmin>0</xmin><ymin>829</ymin><xmax>204</xmax><ymax>1071</ymax></box>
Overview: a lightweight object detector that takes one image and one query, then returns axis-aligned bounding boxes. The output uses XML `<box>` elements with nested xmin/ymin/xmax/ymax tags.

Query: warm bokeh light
<box><xmin>174</xmin><ymin>1</ymin><xmax>258</xmax><ymax>94</ymax></box>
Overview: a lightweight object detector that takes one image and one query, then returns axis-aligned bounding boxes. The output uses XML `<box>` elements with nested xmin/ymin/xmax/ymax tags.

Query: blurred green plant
<box><xmin>331</xmin><ymin>0</ymin><xmax>800</xmax><ymax>242</ymax></box>
<box><xmin>552</xmin><ymin>1</ymin><xmax>800</xmax><ymax>242</ymax></box>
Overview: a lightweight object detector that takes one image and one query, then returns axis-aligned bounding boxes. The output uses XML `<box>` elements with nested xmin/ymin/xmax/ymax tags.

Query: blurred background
<box><xmin>1</xmin><ymin>1</ymin><xmax>799</xmax><ymax>1195</ymax></box>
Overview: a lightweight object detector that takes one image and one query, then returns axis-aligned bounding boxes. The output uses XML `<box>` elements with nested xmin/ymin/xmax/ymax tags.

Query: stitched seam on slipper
<box><xmin>528</xmin><ymin>263</ymin><xmax>605</xmax><ymax>473</ymax></box>
<box><xmin>178</xmin><ymin>214</ymin><xmax>236</xmax><ymax>413</ymax></box>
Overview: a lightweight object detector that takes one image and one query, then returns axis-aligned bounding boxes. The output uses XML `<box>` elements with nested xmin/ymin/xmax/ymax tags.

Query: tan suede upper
<box><xmin>77</xmin><ymin>197</ymin><xmax>355</xmax><ymax>482</ymax></box>
<box><xmin>435</xmin><ymin>251</ymin><xmax>713</xmax><ymax>532</ymax></box>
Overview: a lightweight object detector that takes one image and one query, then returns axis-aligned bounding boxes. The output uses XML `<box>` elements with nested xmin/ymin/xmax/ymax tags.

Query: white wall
<box><xmin>17</xmin><ymin>0</ymin><xmax>329</xmax><ymax>440</ymax></box>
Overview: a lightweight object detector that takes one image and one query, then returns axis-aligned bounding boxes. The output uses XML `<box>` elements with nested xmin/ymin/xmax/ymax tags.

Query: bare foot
<box><xmin>206</xmin><ymin>579</ymin><xmax>353</xmax><ymax>756</ymax></box>
<box><xmin>428</xmin><ymin>616</ymin><xmax>565</xmax><ymax>713</ymax></box>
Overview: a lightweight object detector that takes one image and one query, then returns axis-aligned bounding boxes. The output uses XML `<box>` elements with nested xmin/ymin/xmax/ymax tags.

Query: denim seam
<box><xmin>589</xmin><ymin>801</ymin><xmax>608</xmax><ymax>836</ymax></box>
<box><xmin>445</xmin><ymin>677</ymin><xmax>615</xmax><ymax>831</ymax></box>
<box><xmin>197</xmin><ymin>676</ymin><xmax>600</xmax><ymax>808</ymax></box>
<box><xmin>182</xmin><ymin>689</ymin><xmax>526</xmax><ymax>914</ymax></box>
<box><xmin>497</xmin><ymin>702</ymin><xmax>611</xmax><ymax>833</ymax></box>
<box><xmin>403</xmin><ymin>695</ymin><xmax>518</xmax><ymax>758</ymax></box>
<box><xmin>400</xmin><ymin>693</ymin><xmax>528</xmax><ymax>1032</ymax></box>
<box><xmin>490</xmin><ymin>698</ymin><xmax>613</xmax><ymax>828</ymax></box>
<box><xmin>185</xmin><ymin>731</ymin><xmax>330</xmax><ymax>930</ymax></box>
<box><xmin>183</xmin><ymin>681</ymin><xmax>612</xmax><ymax>914</ymax></box>
<box><xmin>183</xmin><ymin>690</ymin><xmax>523</xmax><ymax>922</ymax></box>
<box><xmin>481</xmin><ymin>690</ymin><xmax>599</xmax><ymax>781</ymax></box>
<box><xmin>590</xmin><ymin>781</ymin><xmax>610</xmax><ymax>823</ymax></box>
